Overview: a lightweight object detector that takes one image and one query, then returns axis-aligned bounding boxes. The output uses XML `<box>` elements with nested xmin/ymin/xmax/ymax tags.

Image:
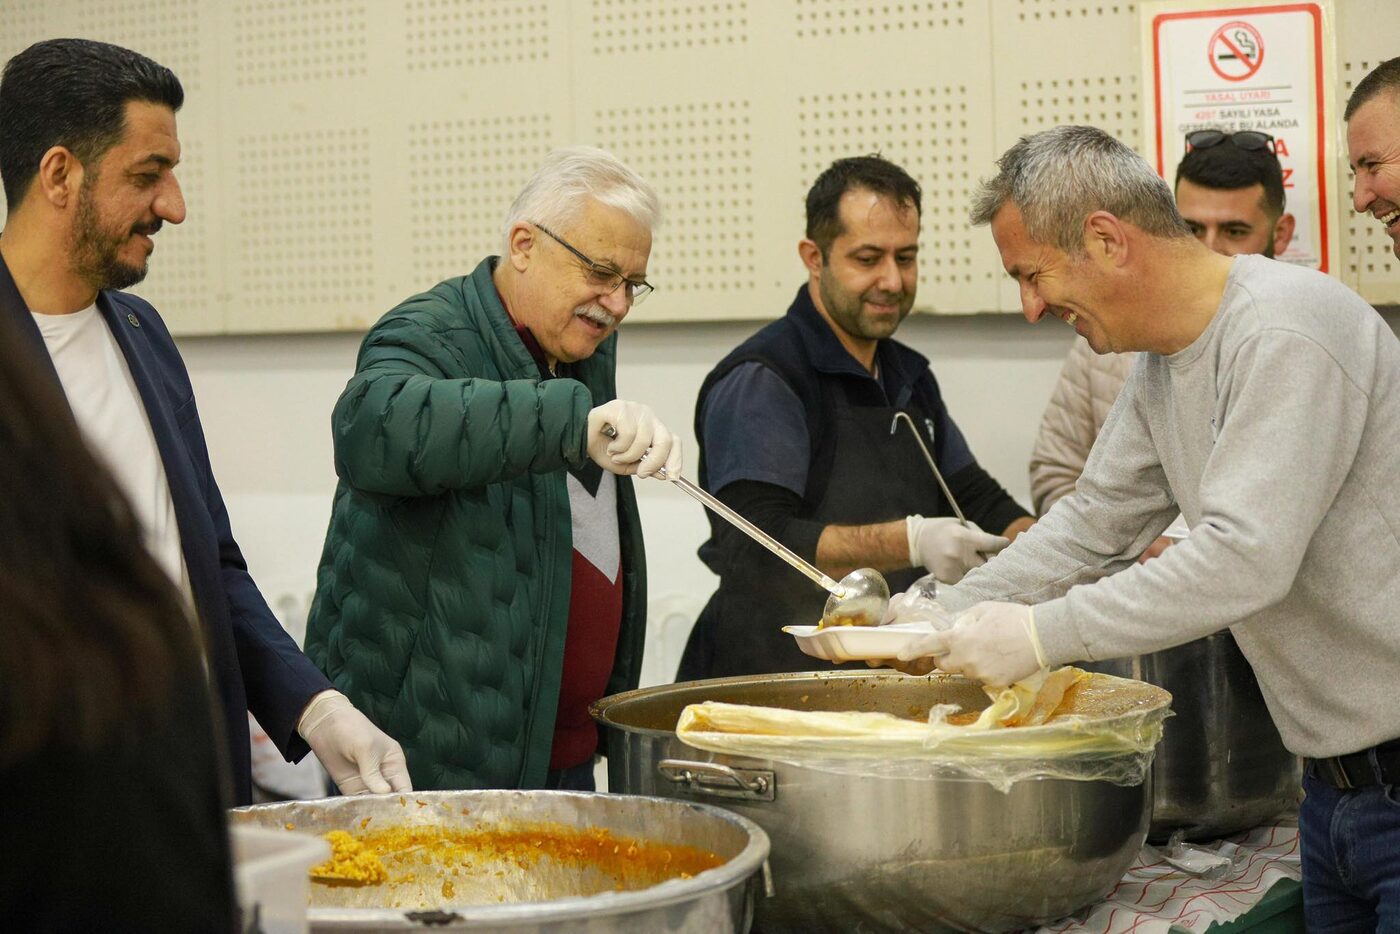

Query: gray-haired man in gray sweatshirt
<box><xmin>885</xmin><ymin>125</ymin><xmax>1400</xmax><ymax>930</ymax></box>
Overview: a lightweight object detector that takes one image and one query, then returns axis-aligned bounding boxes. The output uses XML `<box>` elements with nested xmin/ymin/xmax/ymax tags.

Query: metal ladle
<box><xmin>661</xmin><ymin>470</ymin><xmax>890</xmax><ymax>628</ymax></box>
<box><xmin>890</xmin><ymin>412</ymin><xmax>967</xmax><ymax>525</ymax></box>
<box><xmin>599</xmin><ymin>423</ymin><xmax>889</xmax><ymax>626</ymax></box>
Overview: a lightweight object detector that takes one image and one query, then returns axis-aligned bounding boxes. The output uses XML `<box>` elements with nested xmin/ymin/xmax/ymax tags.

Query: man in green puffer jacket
<box><xmin>305</xmin><ymin>147</ymin><xmax>681</xmax><ymax>791</ymax></box>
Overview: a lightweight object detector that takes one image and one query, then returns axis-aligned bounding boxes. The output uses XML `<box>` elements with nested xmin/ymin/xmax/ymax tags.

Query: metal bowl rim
<box><xmin>231</xmin><ymin>789</ymin><xmax>771</xmax><ymax>925</ymax></box>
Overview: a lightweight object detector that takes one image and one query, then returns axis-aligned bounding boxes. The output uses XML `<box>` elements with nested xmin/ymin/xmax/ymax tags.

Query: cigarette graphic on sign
<box><xmin>1209</xmin><ymin>21</ymin><xmax>1264</xmax><ymax>81</ymax></box>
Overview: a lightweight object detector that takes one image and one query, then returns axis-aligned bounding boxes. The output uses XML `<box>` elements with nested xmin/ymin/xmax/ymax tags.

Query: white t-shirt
<box><xmin>32</xmin><ymin>305</ymin><xmax>194</xmax><ymax>608</ymax></box>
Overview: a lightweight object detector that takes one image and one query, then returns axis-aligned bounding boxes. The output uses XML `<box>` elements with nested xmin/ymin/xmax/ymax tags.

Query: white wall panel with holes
<box><xmin>4</xmin><ymin>0</ymin><xmax>1397</xmax><ymax>333</ymax></box>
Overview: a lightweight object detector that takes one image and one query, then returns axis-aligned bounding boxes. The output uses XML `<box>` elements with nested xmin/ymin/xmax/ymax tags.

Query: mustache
<box><xmin>574</xmin><ymin>303</ymin><xmax>617</xmax><ymax>328</ymax></box>
<box><xmin>132</xmin><ymin>219</ymin><xmax>163</xmax><ymax>237</ymax></box>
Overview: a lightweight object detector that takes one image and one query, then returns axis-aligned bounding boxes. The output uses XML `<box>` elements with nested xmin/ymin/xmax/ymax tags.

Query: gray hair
<box><xmin>970</xmin><ymin>125</ymin><xmax>1191</xmax><ymax>255</ymax></box>
<box><xmin>502</xmin><ymin>146</ymin><xmax>660</xmax><ymax>252</ymax></box>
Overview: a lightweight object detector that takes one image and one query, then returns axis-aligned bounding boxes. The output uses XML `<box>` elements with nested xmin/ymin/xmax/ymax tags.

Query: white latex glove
<box><xmin>906</xmin><ymin>516</ymin><xmax>1010</xmax><ymax>582</ymax></box>
<box><xmin>896</xmin><ymin>601</ymin><xmax>1046</xmax><ymax>688</ymax></box>
<box><xmin>586</xmin><ymin>400</ymin><xmax>682</xmax><ymax>479</ymax></box>
<box><xmin>298</xmin><ymin>690</ymin><xmax>413</xmax><ymax>795</ymax></box>
<box><xmin>869</xmin><ymin>575</ymin><xmax>953</xmax><ymax>674</ymax></box>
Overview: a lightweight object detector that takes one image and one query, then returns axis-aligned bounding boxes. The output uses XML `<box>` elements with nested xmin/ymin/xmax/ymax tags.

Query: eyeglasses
<box><xmin>532</xmin><ymin>222</ymin><xmax>655</xmax><ymax>306</ymax></box>
<box><xmin>1184</xmin><ymin>129</ymin><xmax>1275</xmax><ymax>153</ymax></box>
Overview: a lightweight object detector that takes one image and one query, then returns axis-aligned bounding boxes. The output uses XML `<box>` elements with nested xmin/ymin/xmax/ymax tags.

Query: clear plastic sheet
<box><xmin>676</xmin><ymin>669</ymin><xmax>1172</xmax><ymax>793</ymax></box>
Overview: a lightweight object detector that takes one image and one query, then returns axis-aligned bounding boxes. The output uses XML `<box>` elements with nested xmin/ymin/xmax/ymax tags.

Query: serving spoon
<box><xmin>660</xmin><ymin>469</ymin><xmax>890</xmax><ymax>628</ymax></box>
<box><xmin>598</xmin><ymin>423</ymin><xmax>890</xmax><ymax>626</ymax></box>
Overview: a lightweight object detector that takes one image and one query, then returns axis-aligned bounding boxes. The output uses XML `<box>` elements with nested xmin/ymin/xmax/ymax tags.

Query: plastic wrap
<box><xmin>675</xmin><ymin>669</ymin><xmax>1172</xmax><ymax>793</ymax></box>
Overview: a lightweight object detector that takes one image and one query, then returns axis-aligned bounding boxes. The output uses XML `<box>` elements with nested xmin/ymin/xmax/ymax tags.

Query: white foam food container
<box><xmin>230</xmin><ymin>824</ymin><xmax>330</xmax><ymax>934</ymax></box>
<box><xmin>783</xmin><ymin>622</ymin><xmax>934</xmax><ymax>662</ymax></box>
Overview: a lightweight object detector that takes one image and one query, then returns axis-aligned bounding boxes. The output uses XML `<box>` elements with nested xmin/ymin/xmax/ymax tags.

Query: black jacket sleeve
<box><xmin>711</xmin><ymin>479</ymin><xmax>826</xmax><ymax>569</ymax></box>
<box><xmin>944</xmin><ymin>462</ymin><xmax>1032</xmax><ymax>537</ymax></box>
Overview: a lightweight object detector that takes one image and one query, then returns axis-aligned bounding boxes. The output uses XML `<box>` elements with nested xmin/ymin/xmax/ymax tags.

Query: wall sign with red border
<box><xmin>1140</xmin><ymin>1</ymin><xmax>1339</xmax><ymax>273</ymax></box>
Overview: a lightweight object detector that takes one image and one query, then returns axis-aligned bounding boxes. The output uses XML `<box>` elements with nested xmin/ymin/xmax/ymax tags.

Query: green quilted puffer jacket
<box><xmin>305</xmin><ymin>258</ymin><xmax>647</xmax><ymax>790</ymax></box>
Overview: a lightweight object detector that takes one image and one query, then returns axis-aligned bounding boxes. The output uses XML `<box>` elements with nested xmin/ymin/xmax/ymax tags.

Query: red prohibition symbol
<box><xmin>1209</xmin><ymin>21</ymin><xmax>1265</xmax><ymax>82</ymax></box>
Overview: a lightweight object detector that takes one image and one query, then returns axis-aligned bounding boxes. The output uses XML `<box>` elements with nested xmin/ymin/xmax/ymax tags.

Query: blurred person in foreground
<box><xmin>885</xmin><ymin>125</ymin><xmax>1400</xmax><ymax>932</ymax></box>
<box><xmin>305</xmin><ymin>147</ymin><xmax>679</xmax><ymax>792</ymax></box>
<box><xmin>0</xmin><ymin>38</ymin><xmax>408</xmax><ymax>804</ymax></box>
<box><xmin>1030</xmin><ymin>128</ymin><xmax>1294</xmax><ymax>564</ymax></box>
<box><xmin>0</xmin><ymin>296</ymin><xmax>233</xmax><ymax>930</ymax></box>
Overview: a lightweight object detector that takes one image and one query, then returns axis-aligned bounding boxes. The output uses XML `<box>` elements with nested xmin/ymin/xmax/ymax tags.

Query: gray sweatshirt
<box><xmin>940</xmin><ymin>255</ymin><xmax>1400</xmax><ymax>758</ymax></box>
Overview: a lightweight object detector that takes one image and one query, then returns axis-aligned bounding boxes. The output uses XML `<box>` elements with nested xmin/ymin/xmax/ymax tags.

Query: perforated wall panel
<box><xmin>232</xmin><ymin>0</ymin><xmax>369</xmax><ymax>86</ymax></box>
<box><xmin>407</xmin><ymin>114</ymin><xmax>555</xmax><ymax>285</ymax></box>
<box><xmin>79</xmin><ymin>0</ymin><xmax>206</xmax><ymax>92</ymax></box>
<box><xmin>1016</xmin><ymin>75</ymin><xmax>1142</xmax><ymax>153</ymax></box>
<box><xmin>590</xmin><ymin>0</ymin><xmax>749</xmax><ymax>55</ymax></box>
<box><xmin>234</xmin><ymin>128</ymin><xmax>375</xmax><ymax>327</ymax></box>
<box><xmin>793</xmin><ymin>0</ymin><xmax>966</xmax><ymax>38</ymax></box>
<box><xmin>406</xmin><ymin>0</ymin><xmax>550</xmax><ymax>70</ymax></box>
<box><xmin>0</xmin><ymin>5</ymin><xmax>52</xmax><ymax>65</ymax></box>
<box><xmin>8</xmin><ymin>0</ymin><xmax>1398</xmax><ymax>334</ymax></box>
<box><xmin>592</xmin><ymin>100</ymin><xmax>757</xmax><ymax>297</ymax></box>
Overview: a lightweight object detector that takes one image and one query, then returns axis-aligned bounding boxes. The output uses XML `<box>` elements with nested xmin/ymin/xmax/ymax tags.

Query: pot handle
<box><xmin>657</xmin><ymin>759</ymin><xmax>776</xmax><ymax>802</ymax></box>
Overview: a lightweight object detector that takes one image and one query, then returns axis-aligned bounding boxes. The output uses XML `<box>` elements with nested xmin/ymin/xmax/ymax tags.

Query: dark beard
<box><xmin>72</xmin><ymin>185</ymin><xmax>150</xmax><ymax>291</ymax></box>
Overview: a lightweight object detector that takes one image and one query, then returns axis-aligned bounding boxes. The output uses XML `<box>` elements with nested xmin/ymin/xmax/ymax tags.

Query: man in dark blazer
<box><xmin>0</xmin><ymin>38</ymin><xmax>410</xmax><ymax>804</ymax></box>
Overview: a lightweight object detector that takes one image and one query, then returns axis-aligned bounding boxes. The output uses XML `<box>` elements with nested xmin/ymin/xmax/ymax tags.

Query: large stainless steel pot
<box><xmin>231</xmin><ymin>790</ymin><xmax>769</xmax><ymax>932</ymax></box>
<box><xmin>1082</xmin><ymin>630</ymin><xmax>1300</xmax><ymax>841</ymax></box>
<box><xmin>592</xmin><ymin>671</ymin><xmax>1159</xmax><ymax>933</ymax></box>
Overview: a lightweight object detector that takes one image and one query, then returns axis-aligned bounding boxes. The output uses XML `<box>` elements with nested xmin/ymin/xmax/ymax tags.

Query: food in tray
<box><xmin>311</xmin><ymin>830</ymin><xmax>388</xmax><ymax>885</ymax></box>
<box><xmin>304</xmin><ymin>822</ymin><xmax>726</xmax><ymax>897</ymax></box>
<box><xmin>816</xmin><ymin>609</ymin><xmax>876</xmax><ymax>629</ymax></box>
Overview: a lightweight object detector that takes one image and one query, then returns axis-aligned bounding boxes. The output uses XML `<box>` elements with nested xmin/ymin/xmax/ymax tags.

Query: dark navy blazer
<box><xmin>0</xmin><ymin>255</ymin><xmax>331</xmax><ymax>805</ymax></box>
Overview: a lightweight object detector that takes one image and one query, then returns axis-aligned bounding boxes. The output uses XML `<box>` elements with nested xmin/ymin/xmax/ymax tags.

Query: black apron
<box><xmin>676</xmin><ymin>388</ymin><xmax>956</xmax><ymax>681</ymax></box>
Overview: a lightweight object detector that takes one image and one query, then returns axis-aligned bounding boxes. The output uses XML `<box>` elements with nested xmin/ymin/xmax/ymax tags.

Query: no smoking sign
<box><xmin>1208</xmin><ymin>21</ymin><xmax>1265</xmax><ymax>81</ymax></box>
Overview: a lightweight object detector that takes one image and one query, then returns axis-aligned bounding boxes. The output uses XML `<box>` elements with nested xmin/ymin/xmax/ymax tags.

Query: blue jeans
<box><xmin>1300</xmin><ymin>768</ymin><xmax>1400</xmax><ymax>932</ymax></box>
<box><xmin>544</xmin><ymin>757</ymin><xmax>597</xmax><ymax>792</ymax></box>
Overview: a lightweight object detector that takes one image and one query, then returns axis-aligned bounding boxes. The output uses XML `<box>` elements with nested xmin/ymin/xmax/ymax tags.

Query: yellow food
<box><xmin>306</xmin><ymin>822</ymin><xmax>722</xmax><ymax>894</ymax></box>
<box><xmin>312</xmin><ymin>830</ymin><xmax>388</xmax><ymax>885</ymax></box>
<box><xmin>816</xmin><ymin>612</ymin><xmax>874</xmax><ymax>630</ymax></box>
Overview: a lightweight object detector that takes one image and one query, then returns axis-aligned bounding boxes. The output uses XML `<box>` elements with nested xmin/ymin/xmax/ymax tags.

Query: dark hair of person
<box><xmin>1174</xmin><ymin>139</ymin><xmax>1286</xmax><ymax>219</ymax></box>
<box><xmin>0</xmin><ymin>307</ymin><xmax>204</xmax><ymax>767</ymax></box>
<box><xmin>0</xmin><ymin>38</ymin><xmax>183</xmax><ymax>210</ymax></box>
<box><xmin>806</xmin><ymin>155</ymin><xmax>922</xmax><ymax>259</ymax></box>
<box><xmin>1345</xmin><ymin>56</ymin><xmax>1400</xmax><ymax>121</ymax></box>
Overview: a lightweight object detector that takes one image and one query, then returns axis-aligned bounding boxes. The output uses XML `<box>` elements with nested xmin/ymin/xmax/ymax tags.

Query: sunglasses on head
<box><xmin>1185</xmin><ymin>129</ymin><xmax>1275</xmax><ymax>152</ymax></box>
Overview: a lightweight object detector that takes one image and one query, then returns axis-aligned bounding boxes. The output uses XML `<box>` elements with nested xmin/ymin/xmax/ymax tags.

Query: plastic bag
<box><xmin>675</xmin><ymin>669</ymin><xmax>1172</xmax><ymax>794</ymax></box>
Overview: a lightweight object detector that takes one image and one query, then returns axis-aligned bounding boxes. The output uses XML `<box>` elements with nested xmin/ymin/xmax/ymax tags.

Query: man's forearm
<box><xmin>815</xmin><ymin>519</ymin><xmax>910</xmax><ymax>579</ymax></box>
<box><xmin>1002</xmin><ymin>516</ymin><xmax>1036</xmax><ymax>540</ymax></box>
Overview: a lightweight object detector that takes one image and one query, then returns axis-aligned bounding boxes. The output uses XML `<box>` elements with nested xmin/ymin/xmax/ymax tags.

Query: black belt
<box><xmin>1307</xmin><ymin>739</ymin><xmax>1400</xmax><ymax>790</ymax></box>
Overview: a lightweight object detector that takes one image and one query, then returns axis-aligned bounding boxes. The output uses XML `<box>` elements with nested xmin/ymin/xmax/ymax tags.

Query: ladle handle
<box><xmin>596</xmin><ymin>422</ymin><xmax>843</xmax><ymax>596</ymax></box>
<box><xmin>665</xmin><ymin>472</ymin><xmax>844</xmax><ymax>596</ymax></box>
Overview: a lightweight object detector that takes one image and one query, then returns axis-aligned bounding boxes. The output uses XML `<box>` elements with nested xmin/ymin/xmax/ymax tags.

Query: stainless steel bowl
<box><xmin>1082</xmin><ymin>630</ymin><xmax>1301</xmax><ymax>841</ymax></box>
<box><xmin>592</xmin><ymin>671</ymin><xmax>1161</xmax><ymax>933</ymax></box>
<box><xmin>231</xmin><ymin>790</ymin><xmax>770</xmax><ymax>932</ymax></box>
